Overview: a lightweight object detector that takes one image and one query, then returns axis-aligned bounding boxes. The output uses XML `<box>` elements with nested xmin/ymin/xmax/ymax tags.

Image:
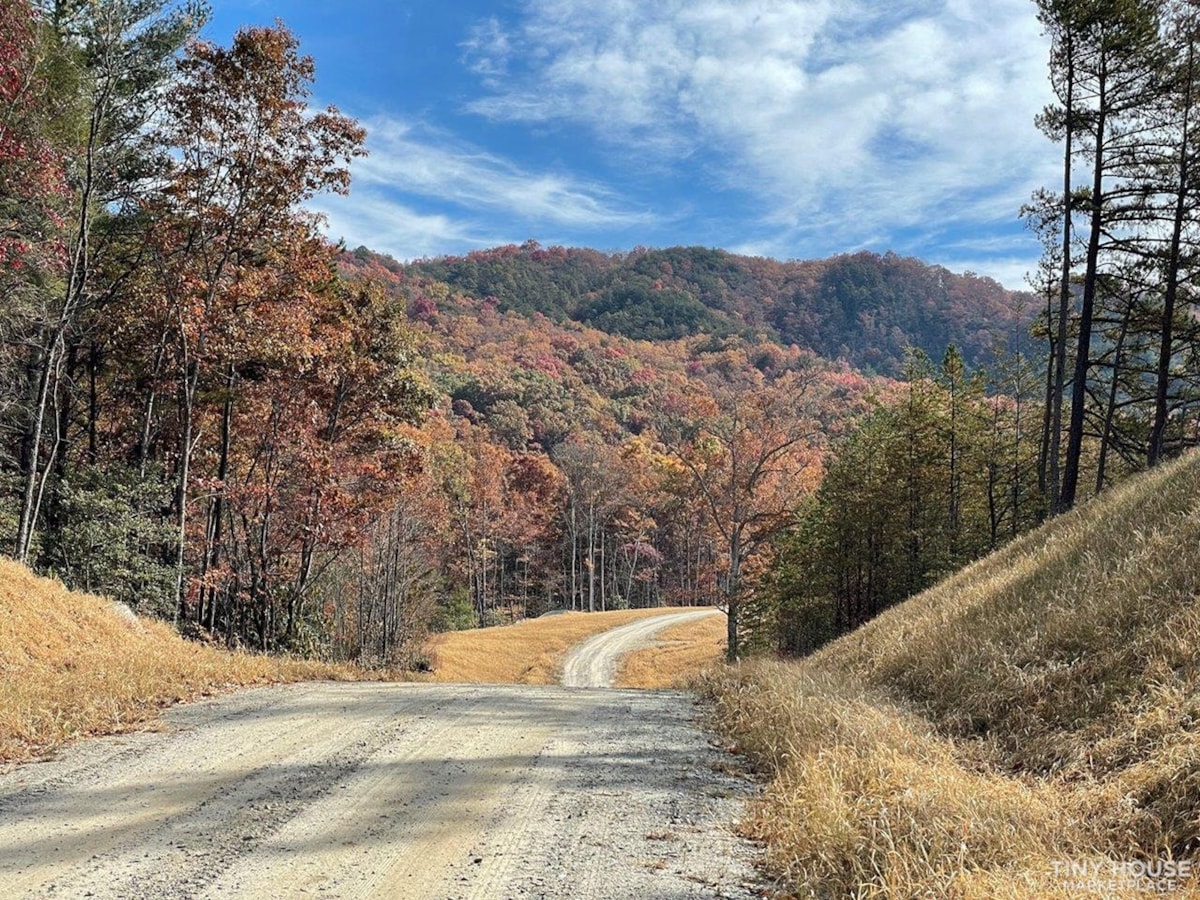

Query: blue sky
<box><xmin>205</xmin><ymin>1</ymin><xmax>1057</xmax><ymax>289</ymax></box>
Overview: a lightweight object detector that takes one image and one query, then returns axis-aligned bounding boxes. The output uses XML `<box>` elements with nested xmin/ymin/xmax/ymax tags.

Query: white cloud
<box><xmin>305</xmin><ymin>111</ymin><xmax>664</xmax><ymax>260</ymax></box>
<box><xmin>353</xmin><ymin>115</ymin><xmax>657</xmax><ymax>231</ymax></box>
<box><xmin>309</xmin><ymin>190</ymin><xmax>505</xmax><ymax>260</ymax></box>
<box><xmin>461</xmin><ymin>17</ymin><xmax>512</xmax><ymax>84</ymax></box>
<box><xmin>466</xmin><ymin>0</ymin><xmax>1057</xmax><ymax>262</ymax></box>
<box><xmin>930</xmin><ymin>256</ymin><xmax>1040</xmax><ymax>291</ymax></box>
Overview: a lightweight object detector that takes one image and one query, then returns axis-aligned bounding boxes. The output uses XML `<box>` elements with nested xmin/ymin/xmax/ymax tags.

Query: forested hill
<box><xmin>400</xmin><ymin>243</ymin><xmax>1033</xmax><ymax>375</ymax></box>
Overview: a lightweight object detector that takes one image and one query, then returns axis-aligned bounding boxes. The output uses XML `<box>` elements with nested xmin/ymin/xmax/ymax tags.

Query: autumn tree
<box><xmin>1</xmin><ymin>0</ymin><xmax>67</xmax><ymax>547</ymax></box>
<box><xmin>659</xmin><ymin>367</ymin><xmax>822</xmax><ymax>659</ymax></box>
<box><xmin>328</xmin><ymin>481</ymin><xmax>446</xmax><ymax>668</ymax></box>
<box><xmin>144</xmin><ymin>23</ymin><xmax>365</xmax><ymax>618</ymax></box>
<box><xmin>554</xmin><ymin>436</ymin><xmax>621</xmax><ymax>612</ymax></box>
<box><xmin>0</xmin><ymin>0</ymin><xmax>66</xmax><ymax>292</ymax></box>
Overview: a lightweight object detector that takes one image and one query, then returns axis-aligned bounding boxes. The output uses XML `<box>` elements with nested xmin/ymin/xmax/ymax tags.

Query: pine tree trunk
<box><xmin>1049</xmin><ymin>35</ymin><xmax>1075</xmax><ymax>513</ymax></box>
<box><xmin>1061</xmin><ymin>57</ymin><xmax>1108</xmax><ymax>511</ymax></box>
<box><xmin>1150</xmin><ymin>38</ymin><xmax>1194</xmax><ymax>466</ymax></box>
<box><xmin>1096</xmin><ymin>299</ymin><xmax>1132</xmax><ymax>494</ymax></box>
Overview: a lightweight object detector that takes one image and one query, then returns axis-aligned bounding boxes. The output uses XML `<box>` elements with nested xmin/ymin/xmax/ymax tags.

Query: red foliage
<box><xmin>0</xmin><ymin>0</ymin><xmax>67</xmax><ymax>275</ymax></box>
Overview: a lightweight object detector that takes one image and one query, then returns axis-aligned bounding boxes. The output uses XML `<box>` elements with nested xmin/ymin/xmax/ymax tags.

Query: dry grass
<box><xmin>425</xmin><ymin>607</ymin><xmax>701</xmax><ymax>684</ymax></box>
<box><xmin>708</xmin><ymin>662</ymin><xmax>1116</xmax><ymax>898</ymax></box>
<box><xmin>704</xmin><ymin>451</ymin><xmax>1200</xmax><ymax>898</ymax></box>
<box><xmin>0</xmin><ymin>559</ymin><xmax>358</xmax><ymax>765</ymax></box>
<box><xmin>616</xmin><ymin>611</ymin><xmax>726</xmax><ymax>688</ymax></box>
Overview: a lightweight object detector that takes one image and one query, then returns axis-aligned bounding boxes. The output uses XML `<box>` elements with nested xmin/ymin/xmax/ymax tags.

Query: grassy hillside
<box><xmin>0</xmin><ymin>559</ymin><xmax>356</xmax><ymax>765</ymax></box>
<box><xmin>707</xmin><ymin>451</ymin><xmax>1200</xmax><ymax>897</ymax></box>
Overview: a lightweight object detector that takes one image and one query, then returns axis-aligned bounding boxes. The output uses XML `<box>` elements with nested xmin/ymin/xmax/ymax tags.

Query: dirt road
<box><xmin>560</xmin><ymin>610</ymin><xmax>721</xmax><ymax>688</ymax></box>
<box><xmin>0</xmin><ymin>681</ymin><xmax>758</xmax><ymax>899</ymax></box>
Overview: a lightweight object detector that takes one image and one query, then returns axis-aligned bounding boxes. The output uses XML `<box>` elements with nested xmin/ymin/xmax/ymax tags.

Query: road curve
<box><xmin>0</xmin><ymin>682</ymin><xmax>758</xmax><ymax>899</ymax></box>
<box><xmin>560</xmin><ymin>609</ymin><xmax>721</xmax><ymax>688</ymax></box>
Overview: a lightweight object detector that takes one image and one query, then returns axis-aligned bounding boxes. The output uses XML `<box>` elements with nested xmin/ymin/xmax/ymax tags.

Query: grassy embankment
<box><xmin>0</xmin><ymin>559</ymin><xmax>356</xmax><ymax>765</ymax></box>
<box><xmin>617</xmin><ymin>612</ymin><xmax>727</xmax><ymax>688</ymax></box>
<box><xmin>426</xmin><ymin>606</ymin><xmax>721</xmax><ymax>684</ymax></box>
<box><xmin>706</xmin><ymin>451</ymin><xmax>1200</xmax><ymax>898</ymax></box>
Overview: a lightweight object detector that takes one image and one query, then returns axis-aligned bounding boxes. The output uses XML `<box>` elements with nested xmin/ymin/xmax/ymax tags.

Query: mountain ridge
<box><xmin>375</xmin><ymin>242</ymin><xmax>1035</xmax><ymax>375</ymax></box>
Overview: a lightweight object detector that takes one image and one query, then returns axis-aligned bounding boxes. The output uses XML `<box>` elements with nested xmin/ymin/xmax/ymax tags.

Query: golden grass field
<box><xmin>615</xmin><ymin>611</ymin><xmax>726</xmax><ymax>689</ymax></box>
<box><xmin>0</xmin><ymin>559</ymin><xmax>356</xmax><ymax>766</ymax></box>
<box><xmin>425</xmin><ymin>606</ymin><xmax>714</xmax><ymax>684</ymax></box>
<box><xmin>704</xmin><ymin>450</ymin><xmax>1200</xmax><ymax>898</ymax></box>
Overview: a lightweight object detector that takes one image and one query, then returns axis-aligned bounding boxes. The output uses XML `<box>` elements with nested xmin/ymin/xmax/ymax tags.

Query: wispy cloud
<box><xmin>465</xmin><ymin>0</ymin><xmax>1057</xmax><ymax>282</ymax></box>
<box><xmin>461</xmin><ymin>17</ymin><xmax>512</xmax><ymax>85</ymax></box>
<box><xmin>309</xmin><ymin>191</ymin><xmax>504</xmax><ymax>260</ymax></box>
<box><xmin>306</xmin><ymin>112</ymin><xmax>661</xmax><ymax>261</ymax></box>
<box><xmin>353</xmin><ymin>116</ymin><xmax>657</xmax><ymax>231</ymax></box>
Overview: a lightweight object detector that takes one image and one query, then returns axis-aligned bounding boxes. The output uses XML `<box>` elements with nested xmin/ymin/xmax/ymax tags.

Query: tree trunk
<box><xmin>173</xmin><ymin>360</ymin><xmax>198</xmax><ymax>625</ymax></box>
<box><xmin>1096</xmin><ymin>298</ymin><xmax>1132</xmax><ymax>494</ymax></box>
<box><xmin>15</xmin><ymin>71</ymin><xmax>109</xmax><ymax>562</ymax></box>
<box><xmin>725</xmin><ymin>533</ymin><xmax>742</xmax><ymax>661</ymax></box>
<box><xmin>587</xmin><ymin>503</ymin><xmax>595</xmax><ymax>613</ymax></box>
<box><xmin>1061</xmin><ymin>56</ymin><xmax>1108</xmax><ymax>511</ymax></box>
<box><xmin>14</xmin><ymin>338</ymin><xmax>55</xmax><ymax>562</ymax></box>
<box><xmin>1039</xmin><ymin>297</ymin><xmax>1055</xmax><ymax>502</ymax></box>
<box><xmin>1150</xmin><ymin>36</ymin><xmax>1194</xmax><ymax>466</ymax></box>
<box><xmin>1049</xmin><ymin>35</ymin><xmax>1075</xmax><ymax>513</ymax></box>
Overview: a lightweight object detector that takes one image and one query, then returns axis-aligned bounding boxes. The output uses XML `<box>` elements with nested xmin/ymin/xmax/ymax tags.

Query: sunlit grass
<box><xmin>616</xmin><ymin>611</ymin><xmax>726</xmax><ymax>689</ymax></box>
<box><xmin>0</xmin><ymin>559</ymin><xmax>359</xmax><ymax>765</ymax></box>
<box><xmin>425</xmin><ymin>606</ymin><xmax>704</xmax><ymax>684</ymax></box>
<box><xmin>705</xmin><ymin>451</ymin><xmax>1200</xmax><ymax>897</ymax></box>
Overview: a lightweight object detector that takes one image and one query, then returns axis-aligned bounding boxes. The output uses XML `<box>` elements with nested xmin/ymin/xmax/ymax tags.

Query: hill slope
<box><xmin>0</xmin><ymin>560</ymin><xmax>352</xmax><ymax>764</ymax></box>
<box><xmin>404</xmin><ymin>244</ymin><xmax>1032</xmax><ymax>374</ymax></box>
<box><xmin>709</xmin><ymin>451</ymin><xmax>1200</xmax><ymax>897</ymax></box>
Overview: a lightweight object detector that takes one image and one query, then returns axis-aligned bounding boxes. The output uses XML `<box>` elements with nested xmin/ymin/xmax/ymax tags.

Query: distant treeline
<box><xmin>409</xmin><ymin>243</ymin><xmax>1032</xmax><ymax>375</ymax></box>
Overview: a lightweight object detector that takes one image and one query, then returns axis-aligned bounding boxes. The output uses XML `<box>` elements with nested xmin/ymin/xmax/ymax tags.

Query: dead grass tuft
<box><xmin>704</xmin><ymin>451</ymin><xmax>1200</xmax><ymax>897</ymax></box>
<box><xmin>424</xmin><ymin>607</ymin><xmax>703</xmax><ymax>684</ymax></box>
<box><xmin>0</xmin><ymin>558</ymin><xmax>359</xmax><ymax>765</ymax></box>
<box><xmin>616</xmin><ymin>611</ymin><xmax>726</xmax><ymax>688</ymax></box>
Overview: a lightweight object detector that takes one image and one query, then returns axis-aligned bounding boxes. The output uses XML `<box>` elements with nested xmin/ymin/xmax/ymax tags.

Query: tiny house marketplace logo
<box><xmin>1050</xmin><ymin>859</ymin><xmax>1192</xmax><ymax>893</ymax></box>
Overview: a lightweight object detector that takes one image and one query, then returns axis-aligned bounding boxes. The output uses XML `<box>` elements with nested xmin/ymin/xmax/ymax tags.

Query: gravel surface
<box><xmin>0</xmin><ymin>682</ymin><xmax>761</xmax><ymax>899</ymax></box>
<box><xmin>560</xmin><ymin>610</ymin><xmax>721</xmax><ymax>688</ymax></box>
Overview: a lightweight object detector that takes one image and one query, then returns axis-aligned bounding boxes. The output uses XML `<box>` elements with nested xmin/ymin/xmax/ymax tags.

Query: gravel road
<box><xmin>560</xmin><ymin>610</ymin><xmax>721</xmax><ymax>688</ymax></box>
<box><xmin>0</xmin><ymin>681</ymin><xmax>760</xmax><ymax>899</ymax></box>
